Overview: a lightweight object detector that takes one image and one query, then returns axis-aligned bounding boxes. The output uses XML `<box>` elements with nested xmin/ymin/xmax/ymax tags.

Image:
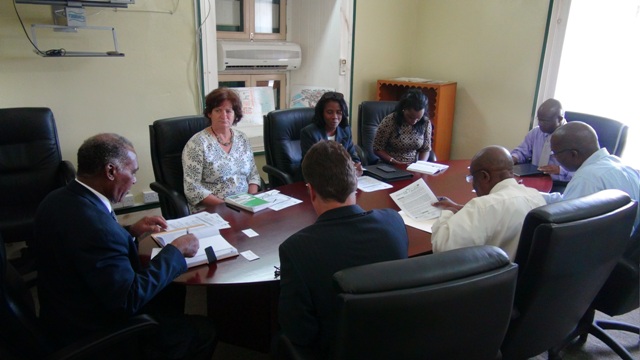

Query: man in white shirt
<box><xmin>431</xmin><ymin>146</ymin><xmax>546</xmax><ymax>260</ymax></box>
<box><xmin>543</xmin><ymin>121</ymin><xmax>640</xmax><ymax>232</ymax></box>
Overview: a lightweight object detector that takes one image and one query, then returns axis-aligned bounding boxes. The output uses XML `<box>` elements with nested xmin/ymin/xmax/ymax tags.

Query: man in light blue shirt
<box><xmin>543</xmin><ymin>121</ymin><xmax>640</xmax><ymax>232</ymax></box>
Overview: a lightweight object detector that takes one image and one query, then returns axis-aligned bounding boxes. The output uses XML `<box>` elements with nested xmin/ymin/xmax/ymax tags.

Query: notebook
<box><xmin>513</xmin><ymin>163</ymin><xmax>543</xmax><ymax>177</ymax></box>
<box><xmin>364</xmin><ymin>164</ymin><xmax>413</xmax><ymax>182</ymax></box>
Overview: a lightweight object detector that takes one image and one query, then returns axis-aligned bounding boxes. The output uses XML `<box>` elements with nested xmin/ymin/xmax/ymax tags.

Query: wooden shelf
<box><xmin>376</xmin><ymin>79</ymin><xmax>457</xmax><ymax>161</ymax></box>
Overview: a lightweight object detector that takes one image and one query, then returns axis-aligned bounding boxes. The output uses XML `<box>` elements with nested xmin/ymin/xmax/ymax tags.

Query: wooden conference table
<box><xmin>140</xmin><ymin>159</ymin><xmax>552</xmax><ymax>351</ymax></box>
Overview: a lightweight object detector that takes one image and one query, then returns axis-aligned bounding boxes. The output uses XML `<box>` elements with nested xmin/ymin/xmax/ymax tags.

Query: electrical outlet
<box><xmin>143</xmin><ymin>190</ymin><xmax>159</xmax><ymax>204</ymax></box>
<box><xmin>122</xmin><ymin>193</ymin><xmax>135</xmax><ymax>207</ymax></box>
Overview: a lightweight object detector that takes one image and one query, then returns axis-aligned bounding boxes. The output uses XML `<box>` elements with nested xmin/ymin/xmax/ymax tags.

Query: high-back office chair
<box><xmin>0</xmin><ymin>233</ymin><xmax>158</xmax><ymax>360</ymax></box>
<box><xmin>263</xmin><ymin>108</ymin><xmax>315</xmax><ymax>188</ymax></box>
<box><xmin>357</xmin><ymin>101</ymin><xmax>435</xmax><ymax>165</ymax></box>
<box><xmin>565</xmin><ymin>111</ymin><xmax>628</xmax><ymax>157</ymax></box>
<box><xmin>0</xmin><ymin>107</ymin><xmax>75</xmax><ymax>271</ymax></box>
<box><xmin>554</xmin><ymin>229</ymin><xmax>640</xmax><ymax>360</ymax></box>
<box><xmin>149</xmin><ymin>116</ymin><xmax>210</xmax><ymax>219</ymax></box>
<box><xmin>357</xmin><ymin>101</ymin><xmax>397</xmax><ymax>165</ymax></box>
<box><xmin>277</xmin><ymin>245</ymin><xmax>518</xmax><ymax>360</ymax></box>
<box><xmin>501</xmin><ymin>189</ymin><xmax>637</xmax><ymax>360</ymax></box>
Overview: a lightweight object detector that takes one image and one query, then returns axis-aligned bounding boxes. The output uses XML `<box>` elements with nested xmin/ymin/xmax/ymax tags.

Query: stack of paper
<box><xmin>165</xmin><ymin>212</ymin><xmax>230</xmax><ymax>231</ymax></box>
<box><xmin>151</xmin><ymin>225</ymin><xmax>238</xmax><ymax>268</ymax></box>
<box><xmin>407</xmin><ymin>161</ymin><xmax>449</xmax><ymax>175</ymax></box>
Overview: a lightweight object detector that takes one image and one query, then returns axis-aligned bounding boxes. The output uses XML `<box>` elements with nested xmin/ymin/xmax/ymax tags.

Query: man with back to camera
<box><xmin>431</xmin><ymin>146</ymin><xmax>547</xmax><ymax>260</ymax></box>
<box><xmin>277</xmin><ymin>140</ymin><xmax>409</xmax><ymax>355</ymax></box>
<box><xmin>543</xmin><ymin>121</ymin><xmax>640</xmax><ymax>232</ymax></box>
<box><xmin>511</xmin><ymin>98</ymin><xmax>574</xmax><ymax>191</ymax></box>
<box><xmin>35</xmin><ymin>133</ymin><xmax>216</xmax><ymax>359</ymax></box>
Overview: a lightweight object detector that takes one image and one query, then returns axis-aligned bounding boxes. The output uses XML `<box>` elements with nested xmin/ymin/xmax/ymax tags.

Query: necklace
<box><xmin>211</xmin><ymin>127</ymin><xmax>232</xmax><ymax>146</ymax></box>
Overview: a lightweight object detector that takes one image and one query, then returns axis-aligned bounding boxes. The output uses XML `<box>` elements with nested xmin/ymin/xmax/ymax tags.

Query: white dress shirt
<box><xmin>431</xmin><ymin>178</ymin><xmax>546</xmax><ymax>260</ymax></box>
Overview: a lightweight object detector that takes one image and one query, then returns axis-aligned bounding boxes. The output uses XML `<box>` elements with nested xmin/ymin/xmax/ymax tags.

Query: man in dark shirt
<box><xmin>36</xmin><ymin>133</ymin><xmax>216</xmax><ymax>359</ymax></box>
<box><xmin>278</xmin><ymin>140</ymin><xmax>409</xmax><ymax>354</ymax></box>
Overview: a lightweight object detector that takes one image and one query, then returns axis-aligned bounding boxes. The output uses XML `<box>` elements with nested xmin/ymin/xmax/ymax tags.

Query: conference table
<box><xmin>140</xmin><ymin>159</ymin><xmax>552</xmax><ymax>351</ymax></box>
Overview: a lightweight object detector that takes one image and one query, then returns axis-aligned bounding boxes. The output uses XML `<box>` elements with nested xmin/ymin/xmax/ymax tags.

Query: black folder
<box><xmin>513</xmin><ymin>163</ymin><xmax>543</xmax><ymax>177</ymax></box>
<box><xmin>364</xmin><ymin>164</ymin><xmax>413</xmax><ymax>182</ymax></box>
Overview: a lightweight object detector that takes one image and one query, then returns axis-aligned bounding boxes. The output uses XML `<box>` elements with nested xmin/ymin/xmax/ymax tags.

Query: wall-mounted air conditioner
<box><xmin>217</xmin><ymin>40</ymin><xmax>302</xmax><ymax>72</ymax></box>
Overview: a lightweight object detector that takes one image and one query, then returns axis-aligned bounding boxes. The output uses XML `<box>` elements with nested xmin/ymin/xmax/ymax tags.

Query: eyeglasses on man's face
<box><xmin>466</xmin><ymin>169</ymin><xmax>484</xmax><ymax>183</ymax></box>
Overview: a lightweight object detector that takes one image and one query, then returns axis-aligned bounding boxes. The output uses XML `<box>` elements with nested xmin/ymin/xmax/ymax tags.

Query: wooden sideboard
<box><xmin>376</xmin><ymin>79</ymin><xmax>457</xmax><ymax>161</ymax></box>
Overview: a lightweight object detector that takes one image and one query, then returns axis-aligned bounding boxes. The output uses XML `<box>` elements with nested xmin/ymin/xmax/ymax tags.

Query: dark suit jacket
<box><xmin>300</xmin><ymin>123</ymin><xmax>360</xmax><ymax>163</ymax></box>
<box><xmin>35</xmin><ymin>180</ymin><xmax>187</xmax><ymax>346</ymax></box>
<box><xmin>278</xmin><ymin>205</ymin><xmax>408</xmax><ymax>352</ymax></box>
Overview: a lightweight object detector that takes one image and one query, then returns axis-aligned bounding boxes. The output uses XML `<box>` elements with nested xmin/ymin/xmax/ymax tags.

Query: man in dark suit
<box><xmin>278</xmin><ymin>140</ymin><xmax>409</xmax><ymax>354</ymax></box>
<box><xmin>35</xmin><ymin>133</ymin><xmax>216</xmax><ymax>359</ymax></box>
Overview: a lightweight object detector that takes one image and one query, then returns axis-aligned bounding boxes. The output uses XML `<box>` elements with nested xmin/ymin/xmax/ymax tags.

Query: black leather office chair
<box><xmin>357</xmin><ymin>101</ymin><xmax>435</xmax><ymax>165</ymax></box>
<box><xmin>277</xmin><ymin>245</ymin><xmax>518</xmax><ymax>360</ymax></box>
<box><xmin>554</xmin><ymin>229</ymin><xmax>639</xmax><ymax>360</ymax></box>
<box><xmin>0</xmin><ymin>233</ymin><xmax>158</xmax><ymax>360</ymax></box>
<box><xmin>565</xmin><ymin>111</ymin><xmax>628</xmax><ymax>157</ymax></box>
<box><xmin>501</xmin><ymin>189</ymin><xmax>637</xmax><ymax>360</ymax></box>
<box><xmin>263</xmin><ymin>108</ymin><xmax>315</xmax><ymax>188</ymax></box>
<box><xmin>0</xmin><ymin>107</ymin><xmax>75</xmax><ymax>272</ymax></box>
<box><xmin>149</xmin><ymin>115</ymin><xmax>210</xmax><ymax>220</ymax></box>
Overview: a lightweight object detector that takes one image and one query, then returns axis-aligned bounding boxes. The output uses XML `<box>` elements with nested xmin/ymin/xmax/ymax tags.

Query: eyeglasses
<box><xmin>466</xmin><ymin>168</ymin><xmax>507</xmax><ymax>183</ymax></box>
<box><xmin>550</xmin><ymin>148</ymin><xmax>575</xmax><ymax>156</ymax></box>
<box><xmin>466</xmin><ymin>169</ymin><xmax>483</xmax><ymax>183</ymax></box>
<box><xmin>320</xmin><ymin>92</ymin><xmax>344</xmax><ymax>101</ymax></box>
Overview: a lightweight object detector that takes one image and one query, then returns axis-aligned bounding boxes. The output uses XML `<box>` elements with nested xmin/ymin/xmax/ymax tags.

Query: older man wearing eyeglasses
<box><xmin>543</xmin><ymin>121</ymin><xmax>640</xmax><ymax>232</ymax></box>
<box><xmin>431</xmin><ymin>146</ymin><xmax>546</xmax><ymax>260</ymax></box>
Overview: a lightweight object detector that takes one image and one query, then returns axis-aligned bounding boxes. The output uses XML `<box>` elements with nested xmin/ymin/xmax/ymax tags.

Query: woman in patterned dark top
<box><xmin>182</xmin><ymin>88</ymin><xmax>261</xmax><ymax>212</ymax></box>
<box><xmin>373</xmin><ymin>89</ymin><xmax>433</xmax><ymax>165</ymax></box>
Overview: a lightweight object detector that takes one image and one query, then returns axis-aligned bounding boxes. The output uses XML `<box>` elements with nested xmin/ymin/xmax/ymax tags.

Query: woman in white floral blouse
<box><xmin>182</xmin><ymin>88</ymin><xmax>261</xmax><ymax>212</ymax></box>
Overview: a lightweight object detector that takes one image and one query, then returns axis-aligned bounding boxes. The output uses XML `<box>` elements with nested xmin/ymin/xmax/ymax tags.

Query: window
<box><xmin>538</xmin><ymin>0</ymin><xmax>640</xmax><ymax>167</ymax></box>
<box><xmin>215</xmin><ymin>0</ymin><xmax>286</xmax><ymax>40</ymax></box>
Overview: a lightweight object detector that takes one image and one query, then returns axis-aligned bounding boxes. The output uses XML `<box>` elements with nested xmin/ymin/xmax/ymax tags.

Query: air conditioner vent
<box><xmin>217</xmin><ymin>40</ymin><xmax>302</xmax><ymax>72</ymax></box>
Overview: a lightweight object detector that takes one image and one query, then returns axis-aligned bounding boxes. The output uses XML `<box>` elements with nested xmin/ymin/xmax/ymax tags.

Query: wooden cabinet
<box><xmin>376</xmin><ymin>79</ymin><xmax>457</xmax><ymax>161</ymax></box>
<box><xmin>216</xmin><ymin>0</ymin><xmax>286</xmax><ymax>40</ymax></box>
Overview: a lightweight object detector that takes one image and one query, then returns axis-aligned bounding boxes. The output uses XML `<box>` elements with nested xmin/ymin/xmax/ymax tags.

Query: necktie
<box><xmin>538</xmin><ymin>137</ymin><xmax>551</xmax><ymax>166</ymax></box>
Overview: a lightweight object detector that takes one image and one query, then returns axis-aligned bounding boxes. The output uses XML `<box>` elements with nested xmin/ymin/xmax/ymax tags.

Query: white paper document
<box><xmin>399</xmin><ymin>210</ymin><xmax>437</xmax><ymax>233</ymax></box>
<box><xmin>357</xmin><ymin>175</ymin><xmax>393</xmax><ymax>192</ymax></box>
<box><xmin>255</xmin><ymin>190</ymin><xmax>303</xmax><ymax>211</ymax></box>
<box><xmin>166</xmin><ymin>212</ymin><xmax>230</xmax><ymax>230</ymax></box>
<box><xmin>151</xmin><ymin>225</ymin><xmax>238</xmax><ymax>268</ymax></box>
<box><xmin>407</xmin><ymin>161</ymin><xmax>449</xmax><ymax>175</ymax></box>
<box><xmin>390</xmin><ymin>178</ymin><xmax>442</xmax><ymax>221</ymax></box>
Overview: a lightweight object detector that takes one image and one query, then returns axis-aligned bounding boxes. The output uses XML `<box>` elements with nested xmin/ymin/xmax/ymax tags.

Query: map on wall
<box><xmin>289</xmin><ymin>85</ymin><xmax>336</xmax><ymax>108</ymax></box>
<box><xmin>232</xmin><ymin>87</ymin><xmax>276</xmax><ymax>153</ymax></box>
